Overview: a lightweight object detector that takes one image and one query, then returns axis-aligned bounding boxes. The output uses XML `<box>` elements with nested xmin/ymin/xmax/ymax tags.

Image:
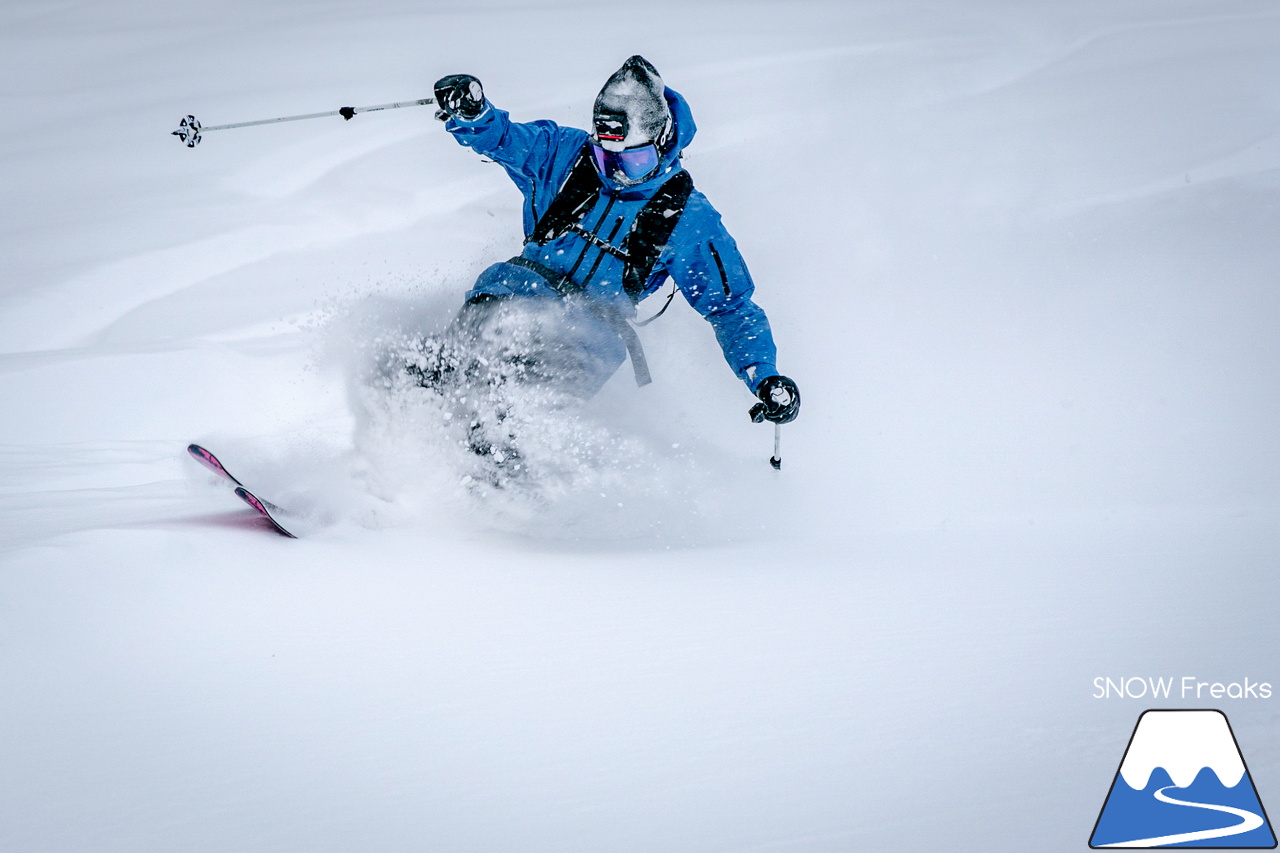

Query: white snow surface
<box><xmin>1119</xmin><ymin>710</ymin><xmax>1247</xmax><ymax>790</ymax></box>
<box><xmin>3</xmin><ymin>1</ymin><xmax>1280</xmax><ymax>851</ymax></box>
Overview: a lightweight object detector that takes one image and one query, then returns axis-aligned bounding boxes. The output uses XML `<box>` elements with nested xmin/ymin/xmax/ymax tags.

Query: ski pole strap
<box><xmin>504</xmin><ymin>256</ymin><xmax>652</xmax><ymax>387</ymax></box>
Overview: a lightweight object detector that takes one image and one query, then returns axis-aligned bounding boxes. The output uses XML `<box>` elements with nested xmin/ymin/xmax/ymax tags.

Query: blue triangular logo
<box><xmin>1091</xmin><ymin>710</ymin><xmax>1276</xmax><ymax>848</ymax></box>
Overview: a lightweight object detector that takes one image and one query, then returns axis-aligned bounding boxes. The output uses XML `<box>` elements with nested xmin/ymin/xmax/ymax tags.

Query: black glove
<box><xmin>433</xmin><ymin>74</ymin><xmax>486</xmax><ymax>121</ymax></box>
<box><xmin>749</xmin><ymin>375</ymin><xmax>800</xmax><ymax>424</ymax></box>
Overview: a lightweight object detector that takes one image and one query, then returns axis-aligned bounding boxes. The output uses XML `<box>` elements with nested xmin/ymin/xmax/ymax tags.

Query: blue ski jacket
<box><xmin>443</xmin><ymin>87</ymin><xmax>780</xmax><ymax>392</ymax></box>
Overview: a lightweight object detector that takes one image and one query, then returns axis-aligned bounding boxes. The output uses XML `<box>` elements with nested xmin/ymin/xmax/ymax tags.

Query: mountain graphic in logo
<box><xmin>1091</xmin><ymin>710</ymin><xmax>1276</xmax><ymax>848</ymax></box>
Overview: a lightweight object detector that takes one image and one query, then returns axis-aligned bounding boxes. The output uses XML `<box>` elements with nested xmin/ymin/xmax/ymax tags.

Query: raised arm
<box><xmin>434</xmin><ymin>74</ymin><xmax>588</xmax><ymax>232</ymax></box>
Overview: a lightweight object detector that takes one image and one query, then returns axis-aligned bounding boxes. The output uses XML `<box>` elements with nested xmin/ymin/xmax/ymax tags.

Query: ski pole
<box><xmin>770</xmin><ymin>423</ymin><xmax>782</xmax><ymax>470</ymax></box>
<box><xmin>171</xmin><ymin>97</ymin><xmax>435</xmax><ymax>148</ymax></box>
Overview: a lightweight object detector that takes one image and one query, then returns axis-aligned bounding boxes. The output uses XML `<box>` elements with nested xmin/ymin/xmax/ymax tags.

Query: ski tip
<box><xmin>234</xmin><ymin>486</ymin><xmax>298</xmax><ymax>539</ymax></box>
<box><xmin>188</xmin><ymin>443</ymin><xmax>242</xmax><ymax>485</ymax></box>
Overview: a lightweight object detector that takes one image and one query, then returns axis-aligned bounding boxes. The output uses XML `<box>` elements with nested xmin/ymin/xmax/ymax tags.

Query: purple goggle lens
<box><xmin>589</xmin><ymin>141</ymin><xmax>660</xmax><ymax>182</ymax></box>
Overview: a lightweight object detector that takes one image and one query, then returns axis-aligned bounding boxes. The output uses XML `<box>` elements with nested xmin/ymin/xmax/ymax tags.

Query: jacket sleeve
<box><xmin>663</xmin><ymin>193</ymin><xmax>779</xmax><ymax>391</ymax></box>
<box><xmin>444</xmin><ymin>102</ymin><xmax>589</xmax><ymax>234</ymax></box>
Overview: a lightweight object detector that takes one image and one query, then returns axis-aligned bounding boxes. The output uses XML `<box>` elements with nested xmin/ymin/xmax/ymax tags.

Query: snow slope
<box><xmin>2</xmin><ymin>1</ymin><xmax>1279</xmax><ymax>850</ymax></box>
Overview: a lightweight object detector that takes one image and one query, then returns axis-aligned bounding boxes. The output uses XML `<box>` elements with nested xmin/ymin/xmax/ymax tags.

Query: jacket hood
<box><xmin>663</xmin><ymin>87</ymin><xmax>697</xmax><ymax>160</ymax></box>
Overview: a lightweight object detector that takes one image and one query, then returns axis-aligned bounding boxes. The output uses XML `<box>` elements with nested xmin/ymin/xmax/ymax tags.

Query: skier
<box><xmin>415</xmin><ymin>56</ymin><xmax>799</xmax><ymax>461</ymax></box>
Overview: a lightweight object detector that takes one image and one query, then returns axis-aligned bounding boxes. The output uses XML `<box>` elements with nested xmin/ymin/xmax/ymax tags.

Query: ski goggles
<box><xmin>589</xmin><ymin>140</ymin><xmax>660</xmax><ymax>183</ymax></box>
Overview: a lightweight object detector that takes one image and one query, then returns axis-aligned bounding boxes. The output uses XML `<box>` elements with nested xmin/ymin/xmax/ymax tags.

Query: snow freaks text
<box><xmin>1093</xmin><ymin>677</ymin><xmax>1274</xmax><ymax>700</ymax></box>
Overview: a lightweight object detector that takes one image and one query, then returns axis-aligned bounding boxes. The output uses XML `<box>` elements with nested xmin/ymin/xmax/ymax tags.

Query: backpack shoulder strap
<box><xmin>526</xmin><ymin>144</ymin><xmax>601</xmax><ymax>245</ymax></box>
<box><xmin>621</xmin><ymin>169</ymin><xmax>694</xmax><ymax>302</ymax></box>
<box><xmin>527</xmin><ymin>149</ymin><xmax>695</xmax><ymax>306</ymax></box>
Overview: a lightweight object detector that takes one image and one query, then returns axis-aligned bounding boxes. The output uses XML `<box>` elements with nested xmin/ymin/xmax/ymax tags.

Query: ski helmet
<box><xmin>591</xmin><ymin>56</ymin><xmax>672</xmax><ymax>185</ymax></box>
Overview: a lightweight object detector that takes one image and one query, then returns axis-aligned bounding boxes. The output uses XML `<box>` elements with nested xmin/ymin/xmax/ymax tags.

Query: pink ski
<box><xmin>188</xmin><ymin>443</ymin><xmax>242</xmax><ymax>485</ymax></box>
<box><xmin>234</xmin><ymin>486</ymin><xmax>297</xmax><ymax>539</ymax></box>
<box><xmin>188</xmin><ymin>443</ymin><xmax>297</xmax><ymax>538</ymax></box>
